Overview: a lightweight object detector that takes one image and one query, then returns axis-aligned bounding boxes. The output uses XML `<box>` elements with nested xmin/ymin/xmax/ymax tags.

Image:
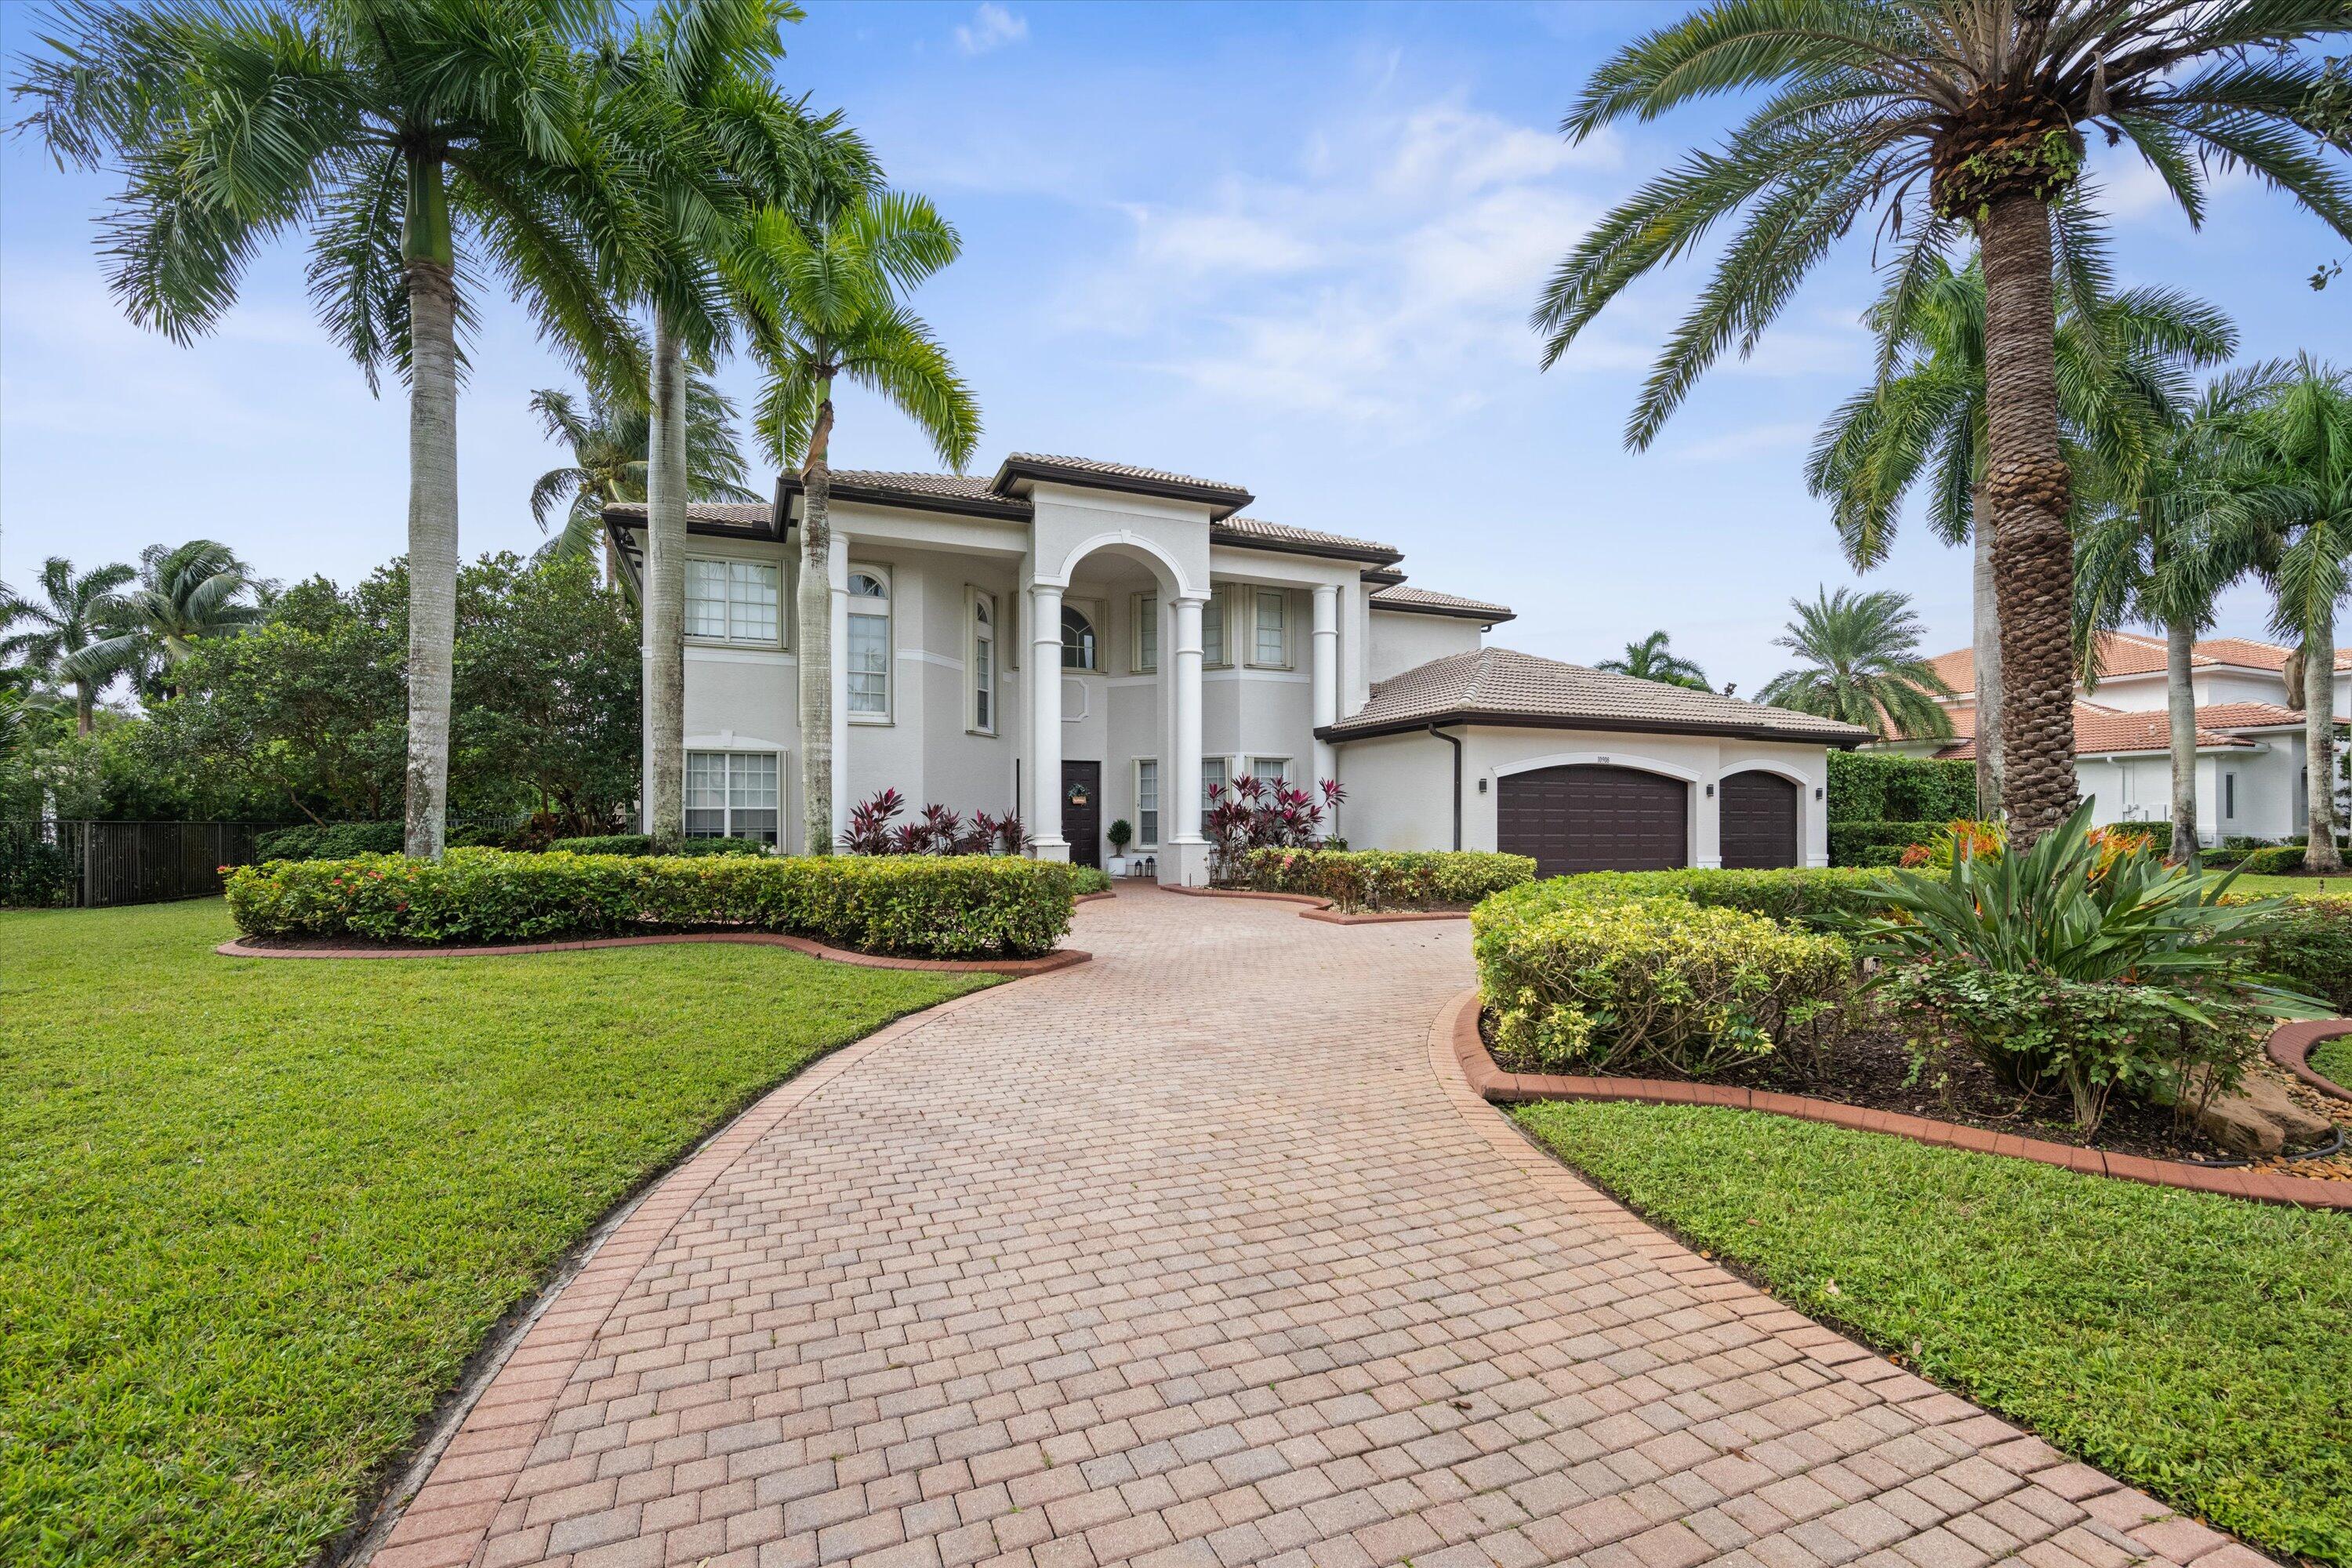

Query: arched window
<box><xmin>1061</xmin><ymin>604</ymin><xmax>1097</xmax><ymax>670</ymax></box>
<box><xmin>847</xmin><ymin>568</ymin><xmax>890</xmax><ymax>718</ymax></box>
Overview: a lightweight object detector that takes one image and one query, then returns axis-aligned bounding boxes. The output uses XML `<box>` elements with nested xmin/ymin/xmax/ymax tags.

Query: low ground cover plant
<box><xmin>226</xmin><ymin>848</ymin><xmax>1076</xmax><ymax>957</ymax></box>
<box><xmin>1241</xmin><ymin>848</ymin><xmax>1533</xmax><ymax>910</ymax></box>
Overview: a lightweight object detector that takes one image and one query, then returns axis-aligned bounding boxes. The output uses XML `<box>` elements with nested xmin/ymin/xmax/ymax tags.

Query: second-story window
<box><xmin>686</xmin><ymin>558</ymin><xmax>780</xmax><ymax>645</ymax></box>
<box><xmin>1202</xmin><ymin>590</ymin><xmax>1227</xmax><ymax>667</ymax></box>
<box><xmin>971</xmin><ymin>590</ymin><xmax>996</xmax><ymax>734</ymax></box>
<box><xmin>1061</xmin><ymin>604</ymin><xmax>1098</xmax><ymax>670</ymax></box>
<box><xmin>847</xmin><ymin>568</ymin><xmax>890</xmax><ymax>719</ymax></box>
<box><xmin>1254</xmin><ymin>589</ymin><xmax>1287</xmax><ymax>666</ymax></box>
<box><xmin>1134</xmin><ymin>593</ymin><xmax>1158</xmax><ymax>673</ymax></box>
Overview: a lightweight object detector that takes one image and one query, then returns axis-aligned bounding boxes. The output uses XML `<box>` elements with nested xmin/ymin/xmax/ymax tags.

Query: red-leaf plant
<box><xmin>1206</xmin><ymin>777</ymin><xmax>1344</xmax><ymax>881</ymax></box>
<box><xmin>840</xmin><ymin>788</ymin><xmax>1034</xmax><ymax>855</ymax></box>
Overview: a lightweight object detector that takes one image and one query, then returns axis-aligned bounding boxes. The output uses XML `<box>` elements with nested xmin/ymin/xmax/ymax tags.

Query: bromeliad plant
<box><xmin>1846</xmin><ymin>801</ymin><xmax>2327</xmax><ymax>1132</ymax></box>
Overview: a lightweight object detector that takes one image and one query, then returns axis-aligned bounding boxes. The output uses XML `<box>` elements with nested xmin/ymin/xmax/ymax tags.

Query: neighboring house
<box><xmin>1889</xmin><ymin>630</ymin><xmax>2343</xmax><ymax>844</ymax></box>
<box><xmin>605</xmin><ymin>454</ymin><xmax>1868</xmax><ymax>882</ymax></box>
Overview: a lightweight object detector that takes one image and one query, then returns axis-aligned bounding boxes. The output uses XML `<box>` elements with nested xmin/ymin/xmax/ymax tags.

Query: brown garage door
<box><xmin>1720</xmin><ymin>770</ymin><xmax>1799</xmax><ymax>869</ymax></box>
<box><xmin>1497</xmin><ymin>765</ymin><xmax>1687</xmax><ymax>876</ymax></box>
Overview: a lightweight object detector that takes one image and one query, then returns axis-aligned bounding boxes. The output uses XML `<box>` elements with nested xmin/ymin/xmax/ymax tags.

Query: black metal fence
<box><xmin>2</xmin><ymin>820</ymin><xmax>287</xmax><ymax>909</ymax></box>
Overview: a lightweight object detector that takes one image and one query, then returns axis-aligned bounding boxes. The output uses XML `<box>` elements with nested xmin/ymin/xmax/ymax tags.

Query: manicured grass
<box><xmin>2228</xmin><ymin>871</ymin><xmax>2352</xmax><ymax>895</ymax></box>
<box><xmin>1512</xmin><ymin>1100</ymin><xmax>2352</xmax><ymax>1565</ymax></box>
<box><xmin>2312</xmin><ymin>1032</ymin><xmax>2352</xmax><ymax>1090</ymax></box>
<box><xmin>0</xmin><ymin>899</ymin><xmax>985</xmax><ymax>1568</ymax></box>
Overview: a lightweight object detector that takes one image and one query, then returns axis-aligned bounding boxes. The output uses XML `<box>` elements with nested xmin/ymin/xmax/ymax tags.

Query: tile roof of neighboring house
<box><xmin>1321</xmin><ymin>647</ymin><xmax>1873</xmax><ymax>746</ymax></box>
<box><xmin>1935</xmin><ymin>702</ymin><xmax>2258</xmax><ymax>760</ymax></box>
<box><xmin>1928</xmin><ymin>632</ymin><xmax>2352</xmax><ymax>696</ymax></box>
<box><xmin>1369</xmin><ymin>585</ymin><xmax>1515</xmax><ymax>622</ymax></box>
<box><xmin>2187</xmin><ymin>702</ymin><xmax>2306</xmax><ymax>729</ymax></box>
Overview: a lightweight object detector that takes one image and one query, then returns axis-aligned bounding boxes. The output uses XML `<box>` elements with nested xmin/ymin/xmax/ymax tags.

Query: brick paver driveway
<box><xmin>376</xmin><ymin>887</ymin><xmax>2259</xmax><ymax>1568</ymax></box>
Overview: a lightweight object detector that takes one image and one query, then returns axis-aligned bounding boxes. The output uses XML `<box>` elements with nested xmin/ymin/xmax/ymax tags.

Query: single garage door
<box><xmin>1719</xmin><ymin>770</ymin><xmax>1799</xmax><ymax>869</ymax></box>
<box><xmin>1497</xmin><ymin>764</ymin><xmax>1687</xmax><ymax>876</ymax></box>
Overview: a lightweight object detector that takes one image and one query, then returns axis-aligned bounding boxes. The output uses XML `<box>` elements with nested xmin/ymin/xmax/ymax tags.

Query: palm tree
<box><xmin>19</xmin><ymin>0</ymin><xmax>643</xmax><ymax>858</ymax></box>
<box><xmin>1534</xmin><ymin>0</ymin><xmax>2352</xmax><ymax>844</ymax></box>
<box><xmin>81</xmin><ymin>539</ymin><xmax>267</xmax><ymax>702</ymax></box>
<box><xmin>530</xmin><ymin>376</ymin><xmax>759</xmax><ymax>568</ymax></box>
<box><xmin>725</xmin><ymin>192</ymin><xmax>982</xmax><ymax>852</ymax></box>
<box><xmin>1809</xmin><ymin>239</ymin><xmax>2234</xmax><ymax>814</ymax></box>
<box><xmin>2234</xmin><ymin>361</ymin><xmax>2352</xmax><ymax>873</ymax></box>
<box><xmin>1758</xmin><ymin>587</ymin><xmax>1953</xmax><ymax>740</ymax></box>
<box><xmin>1595</xmin><ymin>630</ymin><xmax>1711</xmax><ymax>690</ymax></box>
<box><xmin>0</xmin><ymin>557</ymin><xmax>136</xmax><ymax>733</ymax></box>
<box><xmin>2075</xmin><ymin>368</ymin><xmax>2284</xmax><ymax>862</ymax></box>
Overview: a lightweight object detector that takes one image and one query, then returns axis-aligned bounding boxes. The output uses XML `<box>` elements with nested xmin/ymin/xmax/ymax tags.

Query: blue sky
<box><xmin>2</xmin><ymin>1</ymin><xmax>2343</xmax><ymax>695</ymax></box>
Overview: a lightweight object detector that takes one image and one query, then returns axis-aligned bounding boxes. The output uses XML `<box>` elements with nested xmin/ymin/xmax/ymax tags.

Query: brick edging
<box><xmin>1161</xmin><ymin>884</ymin><xmax>1469</xmax><ymax>924</ymax></box>
<box><xmin>215</xmin><ymin>931</ymin><xmax>1088</xmax><ymax>977</ymax></box>
<box><xmin>1448</xmin><ymin>991</ymin><xmax>2351</xmax><ymax>1210</ymax></box>
<box><xmin>2266</xmin><ymin>1018</ymin><xmax>2352</xmax><ymax>1103</ymax></box>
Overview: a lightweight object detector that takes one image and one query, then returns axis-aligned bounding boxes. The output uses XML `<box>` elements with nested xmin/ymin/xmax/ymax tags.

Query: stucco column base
<box><xmin>1160</xmin><ymin>837</ymin><xmax>1211</xmax><ymax>887</ymax></box>
<box><xmin>1032</xmin><ymin>839</ymin><xmax>1071</xmax><ymax>863</ymax></box>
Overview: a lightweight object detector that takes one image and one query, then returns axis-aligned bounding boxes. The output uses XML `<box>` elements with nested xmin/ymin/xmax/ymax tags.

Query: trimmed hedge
<box><xmin>224</xmin><ymin>848</ymin><xmax>1076</xmax><ymax>957</ymax></box>
<box><xmin>1480</xmin><ymin>866</ymin><xmax>1895</xmax><ymax>931</ymax></box>
<box><xmin>1240</xmin><ymin>848</ymin><xmax>1535</xmax><ymax>911</ymax></box>
<box><xmin>546</xmin><ymin>833</ymin><xmax>769</xmax><ymax>858</ymax></box>
<box><xmin>1825</xmin><ymin>753</ymin><xmax>1976</xmax><ymax>823</ymax></box>
<box><xmin>252</xmin><ymin>821</ymin><xmax>405</xmax><ymax>862</ymax></box>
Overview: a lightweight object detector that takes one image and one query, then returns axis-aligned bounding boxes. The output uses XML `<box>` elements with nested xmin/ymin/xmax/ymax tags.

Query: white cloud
<box><xmin>953</xmin><ymin>3</ymin><xmax>1027</xmax><ymax>56</ymax></box>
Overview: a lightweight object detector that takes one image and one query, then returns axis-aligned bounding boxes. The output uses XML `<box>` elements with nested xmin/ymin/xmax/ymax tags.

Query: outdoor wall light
<box><xmin>1815</xmin><ymin>786</ymin><xmax>1825</xmax><ymax>800</ymax></box>
<box><xmin>1704</xmin><ymin>782</ymin><xmax>1715</xmax><ymax>797</ymax></box>
<box><xmin>1477</xmin><ymin>777</ymin><xmax>1488</xmax><ymax>793</ymax></box>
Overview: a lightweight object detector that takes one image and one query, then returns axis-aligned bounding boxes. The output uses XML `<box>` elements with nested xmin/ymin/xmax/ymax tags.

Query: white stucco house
<box><xmin>1891</xmin><ymin>630</ymin><xmax>2344</xmax><ymax>844</ymax></box>
<box><xmin>604</xmin><ymin>454</ymin><xmax>1868</xmax><ymax>884</ymax></box>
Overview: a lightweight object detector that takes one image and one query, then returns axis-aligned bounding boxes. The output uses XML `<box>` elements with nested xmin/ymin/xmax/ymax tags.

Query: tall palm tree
<box><xmin>19</xmin><ymin>0</ymin><xmax>644</xmax><ymax>858</ymax></box>
<box><xmin>1534</xmin><ymin>0</ymin><xmax>2352</xmax><ymax>843</ymax></box>
<box><xmin>0</xmin><ymin>557</ymin><xmax>136</xmax><ymax>733</ymax></box>
<box><xmin>1595</xmin><ymin>630</ymin><xmax>1711</xmax><ymax>690</ymax></box>
<box><xmin>80</xmin><ymin>539</ymin><xmax>267</xmax><ymax>702</ymax></box>
<box><xmin>2075</xmin><ymin>367</ymin><xmax>2284</xmax><ymax>862</ymax></box>
<box><xmin>1809</xmin><ymin>238</ymin><xmax>2234</xmax><ymax>813</ymax></box>
<box><xmin>2235</xmin><ymin>360</ymin><xmax>2352</xmax><ymax>872</ymax></box>
<box><xmin>530</xmin><ymin>376</ymin><xmax>758</xmax><ymax>568</ymax></box>
<box><xmin>725</xmin><ymin>192</ymin><xmax>981</xmax><ymax>852</ymax></box>
<box><xmin>1758</xmin><ymin>587</ymin><xmax>1953</xmax><ymax>740</ymax></box>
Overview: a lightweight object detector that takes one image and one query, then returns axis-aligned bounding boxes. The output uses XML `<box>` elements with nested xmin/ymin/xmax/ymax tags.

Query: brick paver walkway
<box><xmin>374</xmin><ymin>887</ymin><xmax>2263</xmax><ymax>1568</ymax></box>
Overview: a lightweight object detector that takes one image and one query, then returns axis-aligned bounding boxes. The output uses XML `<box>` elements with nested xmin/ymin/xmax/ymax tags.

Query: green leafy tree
<box><xmin>1595</xmin><ymin>630</ymin><xmax>1711</xmax><ymax>690</ymax></box>
<box><xmin>0</xmin><ymin>556</ymin><xmax>136</xmax><ymax>732</ymax></box>
<box><xmin>1758</xmin><ymin>587</ymin><xmax>1953</xmax><ymax>740</ymax></box>
<box><xmin>529</xmin><ymin>376</ymin><xmax>757</xmax><ymax>568</ymax></box>
<box><xmin>81</xmin><ymin>539</ymin><xmax>268</xmax><ymax>702</ymax></box>
<box><xmin>1809</xmin><ymin>243</ymin><xmax>2234</xmax><ymax>813</ymax></box>
<box><xmin>726</xmin><ymin>191</ymin><xmax>981</xmax><ymax>851</ymax></box>
<box><xmin>1534</xmin><ymin>0</ymin><xmax>2352</xmax><ymax>843</ymax></box>
<box><xmin>18</xmin><ymin>0</ymin><xmax>644</xmax><ymax>858</ymax></box>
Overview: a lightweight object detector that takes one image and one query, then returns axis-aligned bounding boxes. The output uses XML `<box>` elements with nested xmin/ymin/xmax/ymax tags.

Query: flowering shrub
<box><xmin>1241</xmin><ymin>848</ymin><xmax>1533</xmax><ymax>911</ymax></box>
<box><xmin>839</xmin><ymin>789</ymin><xmax>1033</xmax><ymax>856</ymax></box>
<box><xmin>1896</xmin><ymin>818</ymin><xmax>2005</xmax><ymax>869</ymax></box>
<box><xmin>224</xmin><ymin>848</ymin><xmax>1076</xmax><ymax>956</ymax></box>
<box><xmin>1475</xmin><ymin>895</ymin><xmax>1851</xmax><ymax>1076</ymax></box>
<box><xmin>1206</xmin><ymin>777</ymin><xmax>1344</xmax><ymax>880</ymax></box>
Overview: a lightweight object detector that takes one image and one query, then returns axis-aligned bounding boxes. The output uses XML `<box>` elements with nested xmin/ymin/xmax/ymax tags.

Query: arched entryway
<box><xmin>1719</xmin><ymin>769</ymin><xmax>1801</xmax><ymax>868</ymax></box>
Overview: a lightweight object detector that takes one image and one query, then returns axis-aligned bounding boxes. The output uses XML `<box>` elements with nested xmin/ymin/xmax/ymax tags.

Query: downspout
<box><xmin>1428</xmin><ymin>724</ymin><xmax>1462</xmax><ymax>851</ymax></box>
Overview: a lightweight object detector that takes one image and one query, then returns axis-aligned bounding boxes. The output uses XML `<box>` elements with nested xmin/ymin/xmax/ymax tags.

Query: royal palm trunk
<box><xmin>2307</xmin><ymin>630</ymin><xmax>2342</xmax><ymax>873</ymax></box>
<box><xmin>643</xmin><ymin>310</ymin><xmax>688</xmax><ymax>843</ymax></box>
<box><xmin>1976</xmin><ymin>191</ymin><xmax>2076</xmax><ymax>845</ymax></box>
<box><xmin>1969</xmin><ymin>492</ymin><xmax>2002</xmax><ymax>815</ymax></box>
<box><xmin>2166</xmin><ymin>618</ymin><xmax>2197</xmax><ymax>864</ymax></box>
<box><xmin>797</xmin><ymin>377</ymin><xmax>837</xmax><ymax>855</ymax></box>
<box><xmin>401</xmin><ymin>154</ymin><xmax>459</xmax><ymax>862</ymax></box>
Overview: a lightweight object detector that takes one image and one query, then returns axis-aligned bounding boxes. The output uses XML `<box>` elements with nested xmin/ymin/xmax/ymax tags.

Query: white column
<box><xmin>828</xmin><ymin>534</ymin><xmax>850</xmax><ymax>847</ymax></box>
<box><xmin>1311</xmin><ymin>583</ymin><xmax>1339</xmax><ymax>786</ymax></box>
<box><xmin>1029</xmin><ymin>583</ymin><xmax>1069</xmax><ymax>859</ymax></box>
<box><xmin>1167</xmin><ymin>593</ymin><xmax>1207</xmax><ymax>886</ymax></box>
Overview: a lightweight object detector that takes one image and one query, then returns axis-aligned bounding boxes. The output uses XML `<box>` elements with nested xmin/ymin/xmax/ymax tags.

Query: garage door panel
<box><xmin>1719</xmin><ymin>770</ymin><xmax>1799</xmax><ymax>869</ymax></box>
<box><xmin>1497</xmin><ymin>765</ymin><xmax>1687</xmax><ymax>876</ymax></box>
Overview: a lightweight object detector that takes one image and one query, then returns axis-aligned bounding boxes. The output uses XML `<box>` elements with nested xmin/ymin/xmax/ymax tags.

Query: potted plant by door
<box><xmin>1105</xmin><ymin>818</ymin><xmax>1134</xmax><ymax>876</ymax></box>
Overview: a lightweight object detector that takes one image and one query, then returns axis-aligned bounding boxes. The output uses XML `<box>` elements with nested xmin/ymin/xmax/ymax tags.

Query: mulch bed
<box><xmin>1485</xmin><ymin>1007</ymin><xmax>2344</xmax><ymax>1167</ymax></box>
<box><xmin>221</xmin><ymin>929</ymin><xmax>1086</xmax><ymax>975</ymax></box>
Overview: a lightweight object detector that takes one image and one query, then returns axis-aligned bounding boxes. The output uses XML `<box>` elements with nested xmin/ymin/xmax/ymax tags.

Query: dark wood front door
<box><xmin>1719</xmin><ymin>770</ymin><xmax>1800</xmax><ymax>869</ymax></box>
<box><xmin>1497</xmin><ymin>764</ymin><xmax>1688</xmax><ymax>877</ymax></box>
<box><xmin>1062</xmin><ymin>761</ymin><xmax>1102</xmax><ymax>868</ymax></box>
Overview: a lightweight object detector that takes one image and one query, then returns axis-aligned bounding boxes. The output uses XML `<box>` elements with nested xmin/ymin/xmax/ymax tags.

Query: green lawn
<box><xmin>1513</xmin><ymin>1101</ymin><xmax>2352</xmax><ymax>1565</ymax></box>
<box><xmin>0</xmin><ymin>899</ymin><xmax>986</xmax><ymax>1568</ymax></box>
<box><xmin>2313</xmin><ymin>1032</ymin><xmax>2352</xmax><ymax>1090</ymax></box>
<box><xmin>2227</xmin><ymin>871</ymin><xmax>2352</xmax><ymax>896</ymax></box>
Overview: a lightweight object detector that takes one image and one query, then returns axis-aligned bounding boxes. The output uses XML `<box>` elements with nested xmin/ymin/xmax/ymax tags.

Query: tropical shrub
<box><xmin>1241</xmin><ymin>848</ymin><xmax>1534</xmax><ymax>910</ymax></box>
<box><xmin>546</xmin><ymin>833</ymin><xmax>768</xmax><ymax>858</ymax></box>
<box><xmin>839</xmin><ymin>788</ymin><xmax>1031</xmax><ymax>856</ymax></box>
<box><xmin>0</xmin><ymin>826</ymin><xmax>77</xmax><ymax>906</ymax></box>
<box><xmin>224</xmin><ymin>849</ymin><xmax>1075</xmax><ymax>957</ymax></box>
<box><xmin>1479</xmin><ymin>866</ymin><xmax>1895</xmax><ymax>932</ymax></box>
<box><xmin>2242</xmin><ymin>896</ymin><xmax>2352</xmax><ymax>1013</ymax></box>
<box><xmin>253</xmin><ymin>820</ymin><xmax>405</xmax><ymax>862</ymax></box>
<box><xmin>1065</xmin><ymin>866</ymin><xmax>1113</xmax><ymax>896</ymax></box>
<box><xmin>1206</xmin><ymin>777</ymin><xmax>1345</xmax><ymax>879</ymax></box>
<box><xmin>1475</xmin><ymin>895</ymin><xmax>1850</xmax><ymax>1077</ymax></box>
<box><xmin>1825</xmin><ymin>752</ymin><xmax>1976</xmax><ymax>823</ymax></box>
<box><xmin>2239</xmin><ymin>844</ymin><xmax>2307</xmax><ymax>876</ymax></box>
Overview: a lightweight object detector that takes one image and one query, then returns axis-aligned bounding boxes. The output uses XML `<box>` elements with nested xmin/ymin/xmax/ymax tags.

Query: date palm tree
<box><xmin>17</xmin><ymin>0</ymin><xmax>644</xmax><ymax>857</ymax></box>
<box><xmin>2074</xmin><ymin>366</ymin><xmax>2284</xmax><ymax>862</ymax></box>
<box><xmin>80</xmin><ymin>539</ymin><xmax>268</xmax><ymax>702</ymax></box>
<box><xmin>530</xmin><ymin>376</ymin><xmax>758</xmax><ymax>568</ymax></box>
<box><xmin>0</xmin><ymin>557</ymin><xmax>136</xmax><ymax>732</ymax></box>
<box><xmin>725</xmin><ymin>191</ymin><xmax>981</xmax><ymax>852</ymax></box>
<box><xmin>1535</xmin><ymin>0</ymin><xmax>2352</xmax><ymax>843</ymax></box>
<box><xmin>1758</xmin><ymin>586</ymin><xmax>1953</xmax><ymax>740</ymax></box>
<box><xmin>1595</xmin><ymin>630</ymin><xmax>1711</xmax><ymax>690</ymax></box>
<box><xmin>1809</xmin><ymin>237</ymin><xmax>2234</xmax><ymax>813</ymax></box>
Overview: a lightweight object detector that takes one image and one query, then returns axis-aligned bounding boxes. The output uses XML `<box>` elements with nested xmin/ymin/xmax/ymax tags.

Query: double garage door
<box><xmin>1496</xmin><ymin>764</ymin><xmax>1797</xmax><ymax>877</ymax></box>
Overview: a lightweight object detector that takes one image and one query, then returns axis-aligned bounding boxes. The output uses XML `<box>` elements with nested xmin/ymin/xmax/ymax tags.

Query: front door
<box><xmin>1062</xmin><ymin>761</ymin><xmax>1102</xmax><ymax>868</ymax></box>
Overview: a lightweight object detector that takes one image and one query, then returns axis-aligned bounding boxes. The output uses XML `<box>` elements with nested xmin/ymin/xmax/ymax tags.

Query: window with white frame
<box><xmin>1252</xmin><ymin>589</ymin><xmax>1287</xmax><ymax>666</ymax></box>
<box><xmin>685</xmin><ymin>750</ymin><xmax>779</xmax><ymax>843</ymax></box>
<box><xmin>1134</xmin><ymin>759</ymin><xmax>1160</xmax><ymax>847</ymax></box>
<box><xmin>685</xmin><ymin>557</ymin><xmax>781</xmax><ymax>645</ymax></box>
<box><xmin>970</xmin><ymin>590</ymin><xmax>997</xmax><ymax>735</ymax></box>
<box><xmin>1132</xmin><ymin>592</ymin><xmax>1157</xmax><ymax>673</ymax></box>
<box><xmin>1201</xmin><ymin>590</ymin><xmax>1227</xmax><ymax>668</ymax></box>
<box><xmin>1202</xmin><ymin>756</ymin><xmax>1230</xmax><ymax>808</ymax></box>
<box><xmin>1061</xmin><ymin>603</ymin><xmax>1098</xmax><ymax>670</ymax></box>
<box><xmin>846</xmin><ymin>567</ymin><xmax>890</xmax><ymax>720</ymax></box>
<box><xmin>1248</xmin><ymin>756</ymin><xmax>1290</xmax><ymax>787</ymax></box>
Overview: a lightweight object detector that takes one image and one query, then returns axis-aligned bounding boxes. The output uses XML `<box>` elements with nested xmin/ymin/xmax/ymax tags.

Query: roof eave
<box><xmin>1370</xmin><ymin>600</ymin><xmax>1515</xmax><ymax>624</ymax></box>
<box><xmin>992</xmin><ymin>457</ymin><xmax>1254</xmax><ymax>519</ymax></box>
<box><xmin>1319</xmin><ymin>709</ymin><xmax>1871</xmax><ymax>749</ymax></box>
<box><xmin>777</xmin><ymin>474</ymin><xmax>1033</xmax><ymax>523</ymax></box>
<box><xmin>1214</xmin><ymin>528</ymin><xmax>1403</xmax><ymax>566</ymax></box>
